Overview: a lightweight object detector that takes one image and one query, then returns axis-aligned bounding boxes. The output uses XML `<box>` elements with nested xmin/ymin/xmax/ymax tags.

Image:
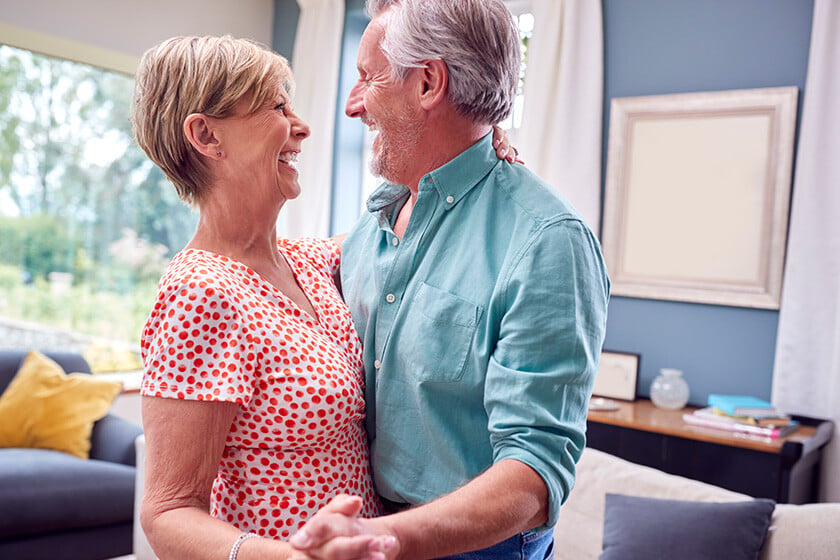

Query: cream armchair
<box><xmin>133</xmin><ymin>434</ymin><xmax>157</xmax><ymax>560</ymax></box>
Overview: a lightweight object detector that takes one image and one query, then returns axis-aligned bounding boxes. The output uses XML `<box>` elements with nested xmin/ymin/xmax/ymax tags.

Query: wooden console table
<box><xmin>586</xmin><ymin>399</ymin><xmax>834</xmax><ymax>504</ymax></box>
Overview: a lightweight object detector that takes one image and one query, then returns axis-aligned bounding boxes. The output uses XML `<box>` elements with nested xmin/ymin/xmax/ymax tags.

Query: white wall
<box><xmin>97</xmin><ymin>372</ymin><xmax>144</xmax><ymax>426</ymax></box>
<box><xmin>0</xmin><ymin>0</ymin><xmax>274</xmax><ymax>73</ymax></box>
<box><xmin>111</xmin><ymin>392</ymin><xmax>143</xmax><ymax>426</ymax></box>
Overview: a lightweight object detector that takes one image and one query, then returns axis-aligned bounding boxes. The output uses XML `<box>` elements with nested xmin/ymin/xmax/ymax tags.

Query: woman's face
<box><xmin>218</xmin><ymin>90</ymin><xmax>310</xmax><ymax>202</ymax></box>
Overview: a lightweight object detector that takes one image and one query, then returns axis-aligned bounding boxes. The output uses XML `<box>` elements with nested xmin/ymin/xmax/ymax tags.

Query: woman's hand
<box><xmin>289</xmin><ymin>495</ymin><xmax>398</xmax><ymax>560</ymax></box>
<box><xmin>492</xmin><ymin>125</ymin><xmax>523</xmax><ymax>164</ymax></box>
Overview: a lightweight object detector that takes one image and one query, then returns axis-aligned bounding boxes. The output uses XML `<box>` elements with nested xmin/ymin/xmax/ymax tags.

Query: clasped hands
<box><xmin>289</xmin><ymin>495</ymin><xmax>400</xmax><ymax>560</ymax></box>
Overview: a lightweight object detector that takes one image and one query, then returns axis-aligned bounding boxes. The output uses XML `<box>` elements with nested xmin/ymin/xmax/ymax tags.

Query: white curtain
<box><xmin>771</xmin><ymin>0</ymin><xmax>840</xmax><ymax>503</ymax></box>
<box><xmin>280</xmin><ymin>0</ymin><xmax>345</xmax><ymax>238</ymax></box>
<box><xmin>517</xmin><ymin>0</ymin><xmax>603</xmax><ymax>234</ymax></box>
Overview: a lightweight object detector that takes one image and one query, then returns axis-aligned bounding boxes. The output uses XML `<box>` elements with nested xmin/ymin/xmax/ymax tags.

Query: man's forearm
<box><xmin>374</xmin><ymin>458</ymin><xmax>549</xmax><ymax>560</ymax></box>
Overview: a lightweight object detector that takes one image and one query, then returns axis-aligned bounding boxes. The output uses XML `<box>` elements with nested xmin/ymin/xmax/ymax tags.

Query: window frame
<box><xmin>0</xmin><ymin>23</ymin><xmax>138</xmax><ymax>76</ymax></box>
<box><xmin>0</xmin><ymin>37</ymin><xmax>186</xmax><ymax>371</ymax></box>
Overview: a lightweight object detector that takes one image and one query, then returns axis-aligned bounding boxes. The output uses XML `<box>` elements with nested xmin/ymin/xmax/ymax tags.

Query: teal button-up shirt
<box><xmin>341</xmin><ymin>133</ymin><xmax>610</xmax><ymax>528</ymax></box>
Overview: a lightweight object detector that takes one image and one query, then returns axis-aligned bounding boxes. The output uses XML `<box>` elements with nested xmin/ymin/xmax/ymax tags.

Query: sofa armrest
<box><xmin>89</xmin><ymin>414</ymin><xmax>143</xmax><ymax>466</ymax></box>
<box><xmin>760</xmin><ymin>503</ymin><xmax>840</xmax><ymax>560</ymax></box>
<box><xmin>553</xmin><ymin>448</ymin><xmax>752</xmax><ymax>560</ymax></box>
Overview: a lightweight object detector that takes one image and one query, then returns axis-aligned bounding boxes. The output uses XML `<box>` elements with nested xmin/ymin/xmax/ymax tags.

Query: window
<box><xmin>0</xmin><ymin>44</ymin><xmax>197</xmax><ymax>371</ymax></box>
<box><xmin>499</xmin><ymin>3</ymin><xmax>535</xmax><ymax>131</ymax></box>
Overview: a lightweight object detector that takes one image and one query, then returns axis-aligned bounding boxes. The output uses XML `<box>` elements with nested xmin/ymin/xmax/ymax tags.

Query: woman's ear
<box><xmin>418</xmin><ymin>59</ymin><xmax>449</xmax><ymax>110</ymax></box>
<box><xmin>183</xmin><ymin>113</ymin><xmax>222</xmax><ymax>159</ymax></box>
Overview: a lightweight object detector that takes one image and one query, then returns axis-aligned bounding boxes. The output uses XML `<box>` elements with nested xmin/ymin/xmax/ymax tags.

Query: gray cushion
<box><xmin>0</xmin><ymin>350</ymin><xmax>91</xmax><ymax>392</ymax></box>
<box><xmin>0</xmin><ymin>448</ymin><xmax>135</xmax><ymax>539</ymax></box>
<box><xmin>600</xmin><ymin>493</ymin><xmax>775</xmax><ymax>560</ymax></box>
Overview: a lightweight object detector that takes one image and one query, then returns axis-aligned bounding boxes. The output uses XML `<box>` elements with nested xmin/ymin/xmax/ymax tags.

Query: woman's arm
<box><xmin>492</xmin><ymin>125</ymin><xmax>521</xmax><ymax>163</ymax></box>
<box><xmin>141</xmin><ymin>389</ymin><xmax>385</xmax><ymax>560</ymax></box>
<box><xmin>330</xmin><ymin>233</ymin><xmax>348</xmax><ymax>253</ymax></box>
<box><xmin>141</xmin><ymin>396</ymin><xmax>293</xmax><ymax>560</ymax></box>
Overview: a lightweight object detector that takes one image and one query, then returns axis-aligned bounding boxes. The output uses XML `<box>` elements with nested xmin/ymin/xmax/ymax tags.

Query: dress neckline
<box><xmin>178</xmin><ymin>245</ymin><xmax>322</xmax><ymax>325</ymax></box>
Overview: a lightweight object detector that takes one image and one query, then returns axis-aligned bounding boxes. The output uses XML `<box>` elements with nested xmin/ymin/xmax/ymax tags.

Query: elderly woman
<box><xmin>132</xmin><ymin>36</ymin><xmax>516</xmax><ymax>560</ymax></box>
<box><xmin>132</xmin><ymin>35</ymin><xmax>389</xmax><ymax>560</ymax></box>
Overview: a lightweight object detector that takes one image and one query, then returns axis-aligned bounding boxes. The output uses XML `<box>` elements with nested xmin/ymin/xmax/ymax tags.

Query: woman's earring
<box><xmin>216</xmin><ymin>151</ymin><xmax>222</xmax><ymax>158</ymax></box>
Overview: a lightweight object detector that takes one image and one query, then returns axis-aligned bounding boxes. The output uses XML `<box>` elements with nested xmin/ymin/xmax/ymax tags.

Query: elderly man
<box><xmin>292</xmin><ymin>0</ymin><xmax>610</xmax><ymax>558</ymax></box>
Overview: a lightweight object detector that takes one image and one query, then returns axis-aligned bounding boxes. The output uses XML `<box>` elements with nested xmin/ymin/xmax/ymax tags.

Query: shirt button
<box><xmin>391</xmin><ymin>237</ymin><xmax>399</xmax><ymax>246</ymax></box>
<box><xmin>385</xmin><ymin>293</ymin><xmax>396</xmax><ymax>303</ymax></box>
<box><xmin>374</xmin><ymin>359</ymin><xmax>381</xmax><ymax>369</ymax></box>
<box><xmin>446</xmin><ymin>195</ymin><xmax>455</xmax><ymax>203</ymax></box>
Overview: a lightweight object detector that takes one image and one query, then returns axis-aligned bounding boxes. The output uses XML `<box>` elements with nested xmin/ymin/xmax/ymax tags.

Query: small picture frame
<box><xmin>592</xmin><ymin>351</ymin><xmax>640</xmax><ymax>402</ymax></box>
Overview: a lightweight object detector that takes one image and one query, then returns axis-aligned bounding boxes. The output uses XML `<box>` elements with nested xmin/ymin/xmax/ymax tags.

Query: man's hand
<box><xmin>289</xmin><ymin>495</ymin><xmax>399</xmax><ymax>560</ymax></box>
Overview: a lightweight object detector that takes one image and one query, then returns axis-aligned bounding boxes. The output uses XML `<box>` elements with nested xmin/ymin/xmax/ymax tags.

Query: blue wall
<box><xmin>274</xmin><ymin>0</ymin><xmax>816</xmax><ymax>406</ymax></box>
<box><xmin>272</xmin><ymin>1</ymin><xmax>300</xmax><ymax>60</ymax></box>
<box><xmin>601</xmin><ymin>0</ymin><xmax>814</xmax><ymax>405</ymax></box>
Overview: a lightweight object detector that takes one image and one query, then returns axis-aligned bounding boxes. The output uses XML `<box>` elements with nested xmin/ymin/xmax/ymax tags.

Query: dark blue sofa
<box><xmin>0</xmin><ymin>350</ymin><xmax>143</xmax><ymax>560</ymax></box>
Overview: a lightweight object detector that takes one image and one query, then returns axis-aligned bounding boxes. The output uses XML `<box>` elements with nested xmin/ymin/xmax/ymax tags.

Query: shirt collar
<box><xmin>423</xmin><ymin>132</ymin><xmax>498</xmax><ymax>209</ymax></box>
<box><xmin>365</xmin><ymin>131</ymin><xmax>498</xmax><ymax>213</ymax></box>
<box><xmin>366</xmin><ymin>182</ymin><xmax>410</xmax><ymax>213</ymax></box>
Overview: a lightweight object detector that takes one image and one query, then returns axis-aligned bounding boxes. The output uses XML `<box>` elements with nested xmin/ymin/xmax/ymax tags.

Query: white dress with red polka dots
<box><xmin>140</xmin><ymin>237</ymin><xmax>382</xmax><ymax>540</ymax></box>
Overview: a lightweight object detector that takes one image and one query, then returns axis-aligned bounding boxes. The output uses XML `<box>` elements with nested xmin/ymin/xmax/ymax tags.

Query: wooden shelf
<box><xmin>587</xmin><ymin>399</ymin><xmax>818</xmax><ymax>454</ymax></box>
<box><xmin>586</xmin><ymin>399</ymin><xmax>834</xmax><ymax>503</ymax></box>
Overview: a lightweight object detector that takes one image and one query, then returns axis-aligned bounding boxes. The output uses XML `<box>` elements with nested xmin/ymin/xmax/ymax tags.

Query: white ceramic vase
<box><xmin>650</xmin><ymin>368</ymin><xmax>690</xmax><ymax>410</ymax></box>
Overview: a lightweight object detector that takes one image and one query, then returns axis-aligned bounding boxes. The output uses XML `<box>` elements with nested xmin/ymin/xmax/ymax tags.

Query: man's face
<box><xmin>345</xmin><ymin>11</ymin><xmax>421</xmax><ymax>184</ymax></box>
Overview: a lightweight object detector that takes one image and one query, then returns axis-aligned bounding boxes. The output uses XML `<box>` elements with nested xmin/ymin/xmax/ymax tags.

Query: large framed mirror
<box><xmin>602</xmin><ymin>87</ymin><xmax>798</xmax><ymax>309</ymax></box>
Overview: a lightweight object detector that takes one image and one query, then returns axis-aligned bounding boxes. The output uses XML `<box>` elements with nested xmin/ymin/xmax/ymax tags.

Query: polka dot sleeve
<box><xmin>281</xmin><ymin>237</ymin><xmax>341</xmax><ymax>279</ymax></box>
<box><xmin>141</xmin><ymin>268</ymin><xmax>256</xmax><ymax>406</ymax></box>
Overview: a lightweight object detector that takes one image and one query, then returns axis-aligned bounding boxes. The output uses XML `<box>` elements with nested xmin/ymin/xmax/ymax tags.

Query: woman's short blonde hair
<box><xmin>131</xmin><ymin>36</ymin><xmax>294</xmax><ymax>205</ymax></box>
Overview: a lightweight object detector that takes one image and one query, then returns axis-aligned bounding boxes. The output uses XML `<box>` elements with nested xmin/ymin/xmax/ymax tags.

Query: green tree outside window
<box><xmin>0</xmin><ymin>45</ymin><xmax>197</xmax><ymax>371</ymax></box>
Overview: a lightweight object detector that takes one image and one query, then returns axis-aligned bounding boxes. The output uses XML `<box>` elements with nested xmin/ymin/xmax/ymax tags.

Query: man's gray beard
<box><xmin>369</xmin><ymin>151</ymin><xmax>388</xmax><ymax>180</ymax></box>
<box><xmin>368</xmin><ymin>129</ymin><xmax>420</xmax><ymax>184</ymax></box>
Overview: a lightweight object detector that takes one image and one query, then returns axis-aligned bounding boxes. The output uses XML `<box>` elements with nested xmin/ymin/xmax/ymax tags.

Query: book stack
<box><xmin>682</xmin><ymin>394</ymin><xmax>799</xmax><ymax>438</ymax></box>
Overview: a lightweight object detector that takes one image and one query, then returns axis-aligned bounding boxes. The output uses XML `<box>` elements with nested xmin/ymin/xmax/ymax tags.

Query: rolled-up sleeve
<box><xmin>485</xmin><ymin>216</ymin><xmax>610</xmax><ymax>528</ymax></box>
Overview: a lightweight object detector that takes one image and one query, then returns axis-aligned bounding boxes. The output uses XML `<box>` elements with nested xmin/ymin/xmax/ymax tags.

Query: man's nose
<box><xmin>345</xmin><ymin>82</ymin><xmax>364</xmax><ymax>118</ymax></box>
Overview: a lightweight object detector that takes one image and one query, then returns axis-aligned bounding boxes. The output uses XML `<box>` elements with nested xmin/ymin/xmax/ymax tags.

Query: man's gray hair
<box><xmin>366</xmin><ymin>0</ymin><xmax>520</xmax><ymax>125</ymax></box>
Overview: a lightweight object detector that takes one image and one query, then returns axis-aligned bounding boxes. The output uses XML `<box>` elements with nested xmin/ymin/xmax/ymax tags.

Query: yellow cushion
<box><xmin>0</xmin><ymin>351</ymin><xmax>123</xmax><ymax>459</ymax></box>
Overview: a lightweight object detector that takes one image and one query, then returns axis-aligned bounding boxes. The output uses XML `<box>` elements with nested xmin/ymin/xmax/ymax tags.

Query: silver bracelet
<box><xmin>229</xmin><ymin>532</ymin><xmax>259</xmax><ymax>560</ymax></box>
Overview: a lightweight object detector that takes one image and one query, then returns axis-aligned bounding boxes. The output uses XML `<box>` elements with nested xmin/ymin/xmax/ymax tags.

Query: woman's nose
<box><xmin>294</xmin><ymin>114</ymin><xmax>310</xmax><ymax>138</ymax></box>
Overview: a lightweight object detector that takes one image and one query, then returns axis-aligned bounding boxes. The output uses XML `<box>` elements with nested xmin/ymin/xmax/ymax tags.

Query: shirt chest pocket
<box><xmin>400</xmin><ymin>282</ymin><xmax>483</xmax><ymax>383</ymax></box>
